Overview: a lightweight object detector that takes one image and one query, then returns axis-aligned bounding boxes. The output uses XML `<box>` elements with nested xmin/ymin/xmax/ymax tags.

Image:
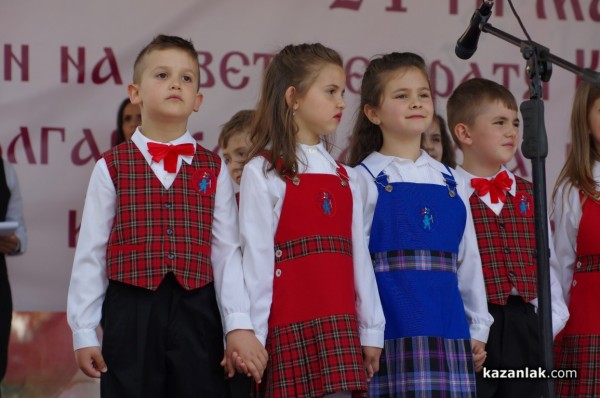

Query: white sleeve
<box><xmin>353</xmin><ymin>165</ymin><xmax>378</xmax><ymax>247</ymax></box>
<box><xmin>239</xmin><ymin>159</ymin><xmax>279</xmax><ymax>346</ymax></box>
<box><xmin>548</xmin><ymin>226</ymin><xmax>570</xmax><ymax>337</ymax></box>
<box><xmin>347</xmin><ymin>167</ymin><xmax>385</xmax><ymax>348</ymax></box>
<box><xmin>456</xmin><ymin>180</ymin><xmax>494</xmax><ymax>343</ymax></box>
<box><xmin>211</xmin><ymin>165</ymin><xmax>253</xmax><ymax>334</ymax></box>
<box><xmin>3</xmin><ymin>159</ymin><xmax>26</xmax><ymax>253</ymax></box>
<box><xmin>528</xmin><ymin>218</ymin><xmax>570</xmax><ymax>338</ymax></box>
<box><xmin>67</xmin><ymin>160</ymin><xmax>114</xmax><ymax>350</ymax></box>
<box><xmin>551</xmin><ymin>182</ymin><xmax>579</xmax><ymax>305</ymax></box>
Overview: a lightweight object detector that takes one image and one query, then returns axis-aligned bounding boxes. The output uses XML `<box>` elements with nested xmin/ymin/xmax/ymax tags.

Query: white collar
<box><xmin>297</xmin><ymin>142</ymin><xmax>339</xmax><ymax>170</ymax></box>
<box><xmin>360</xmin><ymin>150</ymin><xmax>452</xmax><ymax>177</ymax></box>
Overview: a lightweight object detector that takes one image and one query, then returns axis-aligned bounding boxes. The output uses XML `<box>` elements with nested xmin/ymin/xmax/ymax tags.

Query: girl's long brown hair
<box><xmin>347</xmin><ymin>52</ymin><xmax>431</xmax><ymax>167</ymax></box>
<box><xmin>552</xmin><ymin>80</ymin><xmax>600</xmax><ymax>205</ymax></box>
<box><xmin>247</xmin><ymin>43</ymin><xmax>343</xmax><ymax>177</ymax></box>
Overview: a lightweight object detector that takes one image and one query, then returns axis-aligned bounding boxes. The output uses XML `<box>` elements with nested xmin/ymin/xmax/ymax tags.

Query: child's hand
<box><xmin>471</xmin><ymin>339</ymin><xmax>486</xmax><ymax>373</ymax></box>
<box><xmin>220</xmin><ymin>350</ymin><xmax>251</xmax><ymax>379</ymax></box>
<box><xmin>223</xmin><ymin>329</ymin><xmax>268</xmax><ymax>383</ymax></box>
<box><xmin>362</xmin><ymin>346</ymin><xmax>382</xmax><ymax>382</ymax></box>
<box><xmin>0</xmin><ymin>235</ymin><xmax>19</xmax><ymax>254</ymax></box>
<box><xmin>74</xmin><ymin>346</ymin><xmax>107</xmax><ymax>378</ymax></box>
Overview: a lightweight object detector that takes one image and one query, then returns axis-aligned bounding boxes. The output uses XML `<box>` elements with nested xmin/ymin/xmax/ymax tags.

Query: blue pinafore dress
<box><xmin>362</xmin><ymin>165</ymin><xmax>476</xmax><ymax>397</ymax></box>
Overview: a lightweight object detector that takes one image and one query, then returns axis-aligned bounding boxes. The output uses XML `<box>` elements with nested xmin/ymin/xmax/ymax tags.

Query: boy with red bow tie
<box><xmin>447</xmin><ymin>78</ymin><xmax>568</xmax><ymax>398</ymax></box>
<box><xmin>67</xmin><ymin>35</ymin><xmax>267</xmax><ymax>398</ymax></box>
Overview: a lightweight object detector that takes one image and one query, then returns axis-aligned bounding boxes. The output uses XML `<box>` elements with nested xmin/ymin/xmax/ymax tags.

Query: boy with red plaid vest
<box><xmin>447</xmin><ymin>77</ymin><xmax>568</xmax><ymax>398</ymax></box>
<box><xmin>67</xmin><ymin>35</ymin><xmax>267</xmax><ymax>398</ymax></box>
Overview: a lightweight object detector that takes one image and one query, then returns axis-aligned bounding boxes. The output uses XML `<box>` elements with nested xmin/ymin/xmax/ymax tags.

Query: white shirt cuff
<box><xmin>222</xmin><ymin>312</ymin><xmax>254</xmax><ymax>335</ymax></box>
<box><xmin>359</xmin><ymin>327</ymin><xmax>385</xmax><ymax>348</ymax></box>
<box><xmin>72</xmin><ymin>328</ymin><xmax>101</xmax><ymax>351</ymax></box>
<box><xmin>469</xmin><ymin>323</ymin><xmax>491</xmax><ymax>344</ymax></box>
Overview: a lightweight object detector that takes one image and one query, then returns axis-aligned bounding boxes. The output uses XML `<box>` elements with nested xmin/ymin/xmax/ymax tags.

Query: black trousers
<box><xmin>224</xmin><ymin>373</ymin><xmax>252</xmax><ymax>398</ymax></box>
<box><xmin>0</xmin><ymin>261</ymin><xmax>11</xmax><ymax>384</ymax></box>
<box><xmin>100</xmin><ymin>273</ymin><xmax>224</xmax><ymax>398</ymax></box>
<box><xmin>476</xmin><ymin>296</ymin><xmax>544</xmax><ymax>398</ymax></box>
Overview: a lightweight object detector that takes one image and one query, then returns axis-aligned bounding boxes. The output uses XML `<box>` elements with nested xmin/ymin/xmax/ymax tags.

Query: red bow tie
<box><xmin>147</xmin><ymin>142</ymin><xmax>195</xmax><ymax>173</ymax></box>
<box><xmin>471</xmin><ymin>170</ymin><xmax>513</xmax><ymax>204</ymax></box>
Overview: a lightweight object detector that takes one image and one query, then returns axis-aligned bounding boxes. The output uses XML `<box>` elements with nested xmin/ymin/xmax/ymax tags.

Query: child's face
<box><xmin>293</xmin><ymin>63</ymin><xmax>346</xmax><ymax>144</ymax></box>
<box><xmin>222</xmin><ymin>131</ymin><xmax>251</xmax><ymax>185</ymax></box>
<box><xmin>130</xmin><ymin>48</ymin><xmax>202</xmax><ymax>126</ymax></box>
<box><xmin>121</xmin><ymin>102</ymin><xmax>141</xmax><ymax>141</ymax></box>
<box><xmin>421</xmin><ymin>119</ymin><xmax>443</xmax><ymax>161</ymax></box>
<box><xmin>465</xmin><ymin>100</ymin><xmax>520</xmax><ymax>170</ymax></box>
<box><xmin>588</xmin><ymin>97</ymin><xmax>600</xmax><ymax>152</ymax></box>
<box><xmin>369</xmin><ymin>68</ymin><xmax>434</xmax><ymax>140</ymax></box>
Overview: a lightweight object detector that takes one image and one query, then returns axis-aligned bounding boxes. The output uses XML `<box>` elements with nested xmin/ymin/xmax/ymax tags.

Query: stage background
<box><xmin>0</xmin><ymin>1</ymin><xmax>598</xmax><ymax>396</ymax></box>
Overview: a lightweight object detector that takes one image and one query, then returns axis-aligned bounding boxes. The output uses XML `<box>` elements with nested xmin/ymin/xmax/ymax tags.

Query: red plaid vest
<box><xmin>469</xmin><ymin>175</ymin><xmax>537</xmax><ymax>305</ymax></box>
<box><xmin>103</xmin><ymin>142</ymin><xmax>219</xmax><ymax>291</ymax></box>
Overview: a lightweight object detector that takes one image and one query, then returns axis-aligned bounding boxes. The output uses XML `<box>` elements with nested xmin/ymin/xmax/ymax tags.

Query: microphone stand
<box><xmin>478</xmin><ymin>23</ymin><xmax>600</xmax><ymax>397</ymax></box>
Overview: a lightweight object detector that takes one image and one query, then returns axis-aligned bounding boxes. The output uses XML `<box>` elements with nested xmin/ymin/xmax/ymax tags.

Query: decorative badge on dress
<box><xmin>420</xmin><ymin>207</ymin><xmax>434</xmax><ymax>230</ymax></box>
<box><xmin>515</xmin><ymin>191</ymin><xmax>533</xmax><ymax>217</ymax></box>
<box><xmin>317</xmin><ymin>191</ymin><xmax>335</xmax><ymax>217</ymax></box>
<box><xmin>192</xmin><ymin>169</ymin><xmax>216</xmax><ymax>195</ymax></box>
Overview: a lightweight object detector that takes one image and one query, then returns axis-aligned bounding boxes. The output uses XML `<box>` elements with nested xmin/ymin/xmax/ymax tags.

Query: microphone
<box><xmin>455</xmin><ymin>1</ymin><xmax>494</xmax><ymax>60</ymax></box>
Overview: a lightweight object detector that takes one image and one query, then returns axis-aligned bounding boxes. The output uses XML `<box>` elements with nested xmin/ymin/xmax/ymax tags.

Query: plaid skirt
<box><xmin>368</xmin><ymin>336</ymin><xmax>476</xmax><ymax>397</ymax></box>
<box><xmin>254</xmin><ymin>313</ymin><xmax>366</xmax><ymax>398</ymax></box>
<box><xmin>554</xmin><ymin>334</ymin><xmax>600</xmax><ymax>398</ymax></box>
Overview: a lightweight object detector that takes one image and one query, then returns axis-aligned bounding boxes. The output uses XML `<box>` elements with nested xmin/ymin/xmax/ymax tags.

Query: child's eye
<box><xmin>157</xmin><ymin>72</ymin><xmax>167</xmax><ymax>79</ymax></box>
<box><xmin>182</xmin><ymin>75</ymin><xmax>193</xmax><ymax>83</ymax></box>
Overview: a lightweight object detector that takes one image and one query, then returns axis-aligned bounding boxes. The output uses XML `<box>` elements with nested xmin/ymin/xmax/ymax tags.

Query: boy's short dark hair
<box><xmin>133</xmin><ymin>34</ymin><xmax>200</xmax><ymax>89</ymax></box>
<box><xmin>218</xmin><ymin>109</ymin><xmax>255</xmax><ymax>148</ymax></box>
<box><xmin>446</xmin><ymin>78</ymin><xmax>518</xmax><ymax>148</ymax></box>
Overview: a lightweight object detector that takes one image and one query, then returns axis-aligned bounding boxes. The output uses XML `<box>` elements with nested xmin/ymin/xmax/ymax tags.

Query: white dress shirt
<box><xmin>455</xmin><ymin>165</ymin><xmax>569</xmax><ymax>337</ymax></box>
<box><xmin>355</xmin><ymin>150</ymin><xmax>493</xmax><ymax>343</ymax></box>
<box><xmin>67</xmin><ymin>129</ymin><xmax>253</xmax><ymax>350</ymax></box>
<box><xmin>239</xmin><ymin>142</ymin><xmax>385</xmax><ymax>348</ymax></box>
<box><xmin>552</xmin><ymin>161</ymin><xmax>600</xmax><ymax>306</ymax></box>
<box><xmin>2</xmin><ymin>158</ymin><xmax>27</xmax><ymax>253</ymax></box>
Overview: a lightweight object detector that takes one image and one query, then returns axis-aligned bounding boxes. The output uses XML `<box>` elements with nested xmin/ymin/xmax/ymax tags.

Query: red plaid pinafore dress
<box><xmin>554</xmin><ymin>193</ymin><xmax>600</xmax><ymax>398</ymax></box>
<box><xmin>255</xmin><ymin>166</ymin><xmax>367</xmax><ymax>398</ymax></box>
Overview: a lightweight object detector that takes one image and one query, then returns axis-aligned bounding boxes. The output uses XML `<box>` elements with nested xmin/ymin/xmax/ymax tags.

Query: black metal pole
<box><xmin>520</xmin><ymin>97</ymin><xmax>554</xmax><ymax>398</ymax></box>
<box><xmin>481</xmin><ymin>24</ymin><xmax>600</xmax><ymax>85</ymax></box>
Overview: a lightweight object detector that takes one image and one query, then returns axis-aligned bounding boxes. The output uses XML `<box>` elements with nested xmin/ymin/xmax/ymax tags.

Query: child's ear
<box><xmin>193</xmin><ymin>92</ymin><xmax>204</xmax><ymax>112</ymax></box>
<box><xmin>284</xmin><ymin>86</ymin><xmax>297</xmax><ymax>111</ymax></box>
<box><xmin>364</xmin><ymin>104</ymin><xmax>381</xmax><ymax>125</ymax></box>
<box><xmin>454</xmin><ymin>123</ymin><xmax>472</xmax><ymax>146</ymax></box>
<box><xmin>128</xmin><ymin>83</ymin><xmax>141</xmax><ymax>105</ymax></box>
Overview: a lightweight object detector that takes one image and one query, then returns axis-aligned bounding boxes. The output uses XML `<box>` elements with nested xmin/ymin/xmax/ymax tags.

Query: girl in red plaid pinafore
<box><xmin>552</xmin><ymin>79</ymin><xmax>600</xmax><ymax>398</ymax></box>
<box><xmin>238</xmin><ymin>43</ymin><xmax>385</xmax><ymax>398</ymax></box>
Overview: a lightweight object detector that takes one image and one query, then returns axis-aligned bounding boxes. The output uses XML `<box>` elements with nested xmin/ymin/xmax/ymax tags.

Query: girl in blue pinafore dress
<box><xmin>347</xmin><ymin>52</ymin><xmax>493</xmax><ymax>397</ymax></box>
